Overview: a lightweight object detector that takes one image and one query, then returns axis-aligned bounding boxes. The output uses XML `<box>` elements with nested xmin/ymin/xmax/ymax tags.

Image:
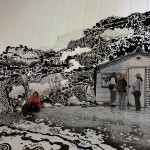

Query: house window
<box><xmin>101</xmin><ymin>73</ymin><xmax>111</xmax><ymax>88</ymax></box>
<box><xmin>101</xmin><ymin>72</ymin><xmax>120</xmax><ymax>88</ymax></box>
<box><xmin>146</xmin><ymin>67</ymin><xmax>150</xmax><ymax>106</ymax></box>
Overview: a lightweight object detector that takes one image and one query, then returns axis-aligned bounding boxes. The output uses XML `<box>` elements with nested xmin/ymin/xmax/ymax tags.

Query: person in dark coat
<box><xmin>22</xmin><ymin>91</ymin><xmax>41</xmax><ymax>116</ymax></box>
<box><xmin>117</xmin><ymin>73</ymin><xmax>128</xmax><ymax>110</ymax></box>
<box><xmin>132</xmin><ymin>73</ymin><xmax>143</xmax><ymax>111</ymax></box>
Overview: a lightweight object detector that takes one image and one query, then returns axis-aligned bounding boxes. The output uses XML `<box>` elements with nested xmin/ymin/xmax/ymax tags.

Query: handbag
<box><xmin>108</xmin><ymin>84</ymin><xmax>114</xmax><ymax>90</ymax></box>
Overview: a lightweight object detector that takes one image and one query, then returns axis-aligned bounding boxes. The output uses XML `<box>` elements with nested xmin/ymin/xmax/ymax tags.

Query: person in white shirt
<box><xmin>132</xmin><ymin>73</ymin><xmax>143</xmax><ymax>111</ymax></box>
<box><xmin>20</xmin><ymin>71</ymin><xmax>29</xmax><ymax>100</ymax></box>
<box><xmin>110</xmin><ymin>72</ymin><xmax>117</xmax><ymax>107</ymax></box>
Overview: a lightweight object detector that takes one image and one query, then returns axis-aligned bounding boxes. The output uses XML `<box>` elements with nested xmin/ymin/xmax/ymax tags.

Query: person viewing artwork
<box><xmin>132</xmin><ymin>73</ymin><xmax>143</xmax><ymax>111</ymax></box>
<box><xmin>22</xmin><ymin>91</ymin><xmax>41</xmax><ymax>116</ymax></box>
<box><xmin>109</xmin><ymin>72</ymin><xmax>117</xmax><ymax>107</ymax></box>
<box><xmin>117</xmin><ymin>73</ymin><xmax>128</xmax><ymax>110</ymax></box>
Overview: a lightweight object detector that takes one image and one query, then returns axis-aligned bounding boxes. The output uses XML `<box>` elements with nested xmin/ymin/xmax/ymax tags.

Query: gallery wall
<box><xmin>0</xmin><ymin>0</ymin><xmax>149</xmax><ymax>52</ymax></box>
<box><xmin>1</xmin><ymin>0</ymin><xmax>150</xmax><ymax>112</ymax></box>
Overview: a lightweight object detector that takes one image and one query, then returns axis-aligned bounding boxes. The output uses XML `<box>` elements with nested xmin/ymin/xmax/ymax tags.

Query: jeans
<box><xmin>22</xmin><ymin>103</ymin><xmax>40</xmax><ymax>115</ymax></box>
<box><xmin>133</xmin><ymin>91</ymin><xmax>141</xmax><ymax>111</ymax></box>
<box><xmin>110</xmin><ymin>90</ymin><xmax>116</xmax><ymax>105</ymax></box>
<box><xmin>119</xmin><ymin>93</ymin><xmax>126</xmax><ymax>110</ymax></box>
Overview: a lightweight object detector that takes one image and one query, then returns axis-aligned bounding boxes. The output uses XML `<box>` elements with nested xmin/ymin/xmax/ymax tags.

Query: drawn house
<box><xmin>95</xmin><ymin>49</ymin><xmax>150</xmax><ymax>108</ymax></box>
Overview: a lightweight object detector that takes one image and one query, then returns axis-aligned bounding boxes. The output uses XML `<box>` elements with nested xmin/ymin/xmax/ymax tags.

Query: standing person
<box><xmin>132</xmin><ymin>73</ymin><xmax>143</xmax><ymax>111</ymax></box>
<box><xmin>117</xmin><ymin>73</ymin><xmax>128</xmax><ymax>110</ymax></box>
<box><xmin>110</xmin><ymin>72</ymin><xmax>117</xmax><ymax>107</ymax></box>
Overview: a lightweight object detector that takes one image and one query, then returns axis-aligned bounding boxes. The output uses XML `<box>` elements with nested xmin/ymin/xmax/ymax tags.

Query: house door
<box><xmin>128</xmin><ymin>68</ymin><xmax>145</xmax><ymax>108</ymax></box>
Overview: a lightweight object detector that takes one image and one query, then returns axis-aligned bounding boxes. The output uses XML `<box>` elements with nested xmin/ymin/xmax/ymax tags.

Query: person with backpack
<box><xmin>109</xmin><ymin>72</ymin><xmax>117</xmax><ymax>107</ymax></box>
<box><xmin>117</xmin><ymin>73</ymin><xmax>128</xmax><ymax>110</ymax></box>
<box><xmin>132</xmin><ymin>73</ymin><xmax>143</xmax><ymax>111</ymax></box>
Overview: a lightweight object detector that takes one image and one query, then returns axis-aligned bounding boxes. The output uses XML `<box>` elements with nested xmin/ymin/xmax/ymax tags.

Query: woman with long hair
<box><xmin>109</xmin><ymin>72</ymin><xmax>117</xmax><ymax>107</ymax></box>
<box><xmin>132</xmin><ymin>73</ymin><xmax>143</xmax><ymax>111</ymax></box>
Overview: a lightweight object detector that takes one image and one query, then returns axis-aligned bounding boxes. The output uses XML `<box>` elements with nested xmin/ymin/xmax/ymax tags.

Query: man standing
<box><xmin>110</xmin><ymin>72</ymin><xmax>117</xmax><ymax>107</ymax></box>
<box><xmin>117</xmin><ymin>73</ymin><xmax>128</xmax><ymax>110</ymax></box>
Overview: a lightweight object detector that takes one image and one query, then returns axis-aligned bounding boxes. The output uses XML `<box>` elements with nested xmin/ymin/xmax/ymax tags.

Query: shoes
<box><xmin>127</xmin><ymin>103</ymin><xmax>132</xmax><ymax>106</ymax></box>
<box><xmin>28</xmin><ymin>112</ymin><xmax>33</xmax><ymax>115</ymax></box>
<box><xmin>23</xmin><ymin>112</ymin><xmax>33</xmax><ymax>118</ymax></box>
<box><xmin>110</xmin><ymin>105</ymin><xmax>116</xmax><ymax>107</ymax></box>
<box><xmin>23</xmin><ymin>114</ymin><xmax>33</xmax><ymax>118</ymax></box>
<box><xmin>119</xmin><ymin>108</ymin><xmax>125</xmax><ymax>110</ymax></box>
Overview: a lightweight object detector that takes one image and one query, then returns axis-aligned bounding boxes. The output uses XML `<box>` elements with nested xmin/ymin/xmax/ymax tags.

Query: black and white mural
<box><xmin>1</xmin><ymin>11</ymin><xmax>150</xmax><ymax>149</ymax></box>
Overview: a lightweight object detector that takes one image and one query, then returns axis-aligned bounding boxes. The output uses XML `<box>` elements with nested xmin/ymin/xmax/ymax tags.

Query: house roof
<box><xmin>97</xmin><ymin>50</ymin><xmax>150</xmax><ymax>70</ymax></box>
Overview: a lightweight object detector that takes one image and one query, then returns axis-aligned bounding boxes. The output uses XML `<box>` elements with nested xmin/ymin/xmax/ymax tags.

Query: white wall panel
<box><xmin>115</xmin><ymin>0</ymin><xmax>131</xmax><ymax>17</ymax></box>
<box><xmin>11</xmin><ymin>0</ymin><xmax>39</xmax><ymax>48</ymax></box>
<box><xmin>31</xmin><ymin>0</ymin><xmax>57</xmax><ymax>49</ymax></box>
<box><xmin>83</xmin><ymin>0</ymin><xmax>102</xmax><ymax>29</ymax></box>
<box><xmin>67</xmin><ymin>0</ymin><xmax>87</xmax><ymax>32</ymax></box>
<box><xmin>0</xmin><ymin>0</ymin><xmax>149</xmax><ymax>52</ymax></box>
<box><xmin>100</xmin><ymin>0</ymin><xmax>116</xmax><ymax>19</ymax></box>
<box><xmin>48</xmin><ymin>0</ymin><xmax>73</xmax><ymax>48</ymax></box>
<box><xmin>131</xmin><ymin>0</ymin><xmax>147</xmax><ymax>13</ymax></box>
<box><xmin>0</xmin><ymin>0</ymin><xmax>19</xmax><ymax>51</ymax></box>
<box><xmin>147</xmin><ymin>0</ymin><xmax>150</xmax><ymax>11</ymax></box>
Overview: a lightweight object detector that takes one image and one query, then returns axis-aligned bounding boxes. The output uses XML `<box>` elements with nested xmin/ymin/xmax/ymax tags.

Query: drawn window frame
<box><xmin>101</xmin><ymin>73</ymin><xmax>111</xmax><ymax>88</ymax></box>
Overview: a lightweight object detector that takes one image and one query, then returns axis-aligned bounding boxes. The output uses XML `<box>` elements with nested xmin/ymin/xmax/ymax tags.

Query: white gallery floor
<box><xmin>0</xmin><ymin>106</ymin><xmax>150</xmax><ymax>150</ymax></box>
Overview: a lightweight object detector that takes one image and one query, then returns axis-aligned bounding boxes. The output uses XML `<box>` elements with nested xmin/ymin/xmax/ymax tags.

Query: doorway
<box><xmin>128</xmin><ymin>67</ymin><xmax>145</xmax><ymax>108</ymax></box>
